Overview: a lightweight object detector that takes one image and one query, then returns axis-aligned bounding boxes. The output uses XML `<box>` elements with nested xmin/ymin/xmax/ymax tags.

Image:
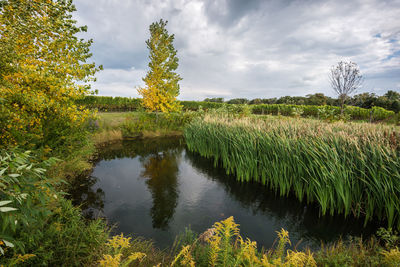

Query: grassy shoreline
<box><xmin>34</xmin><ymin>112</ymin><xmax>400</xmax><ymax>266</ymax></box>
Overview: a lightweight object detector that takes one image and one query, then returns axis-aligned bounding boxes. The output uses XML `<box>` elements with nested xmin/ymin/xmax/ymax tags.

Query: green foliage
<box><xmin>314</xmin><ymin>238</ymin><xmax>383</xmax><ymax>267</ymax></box>
<box><xmin>251</xmin><ymin>103</ymin><xmax>395</xmax><ymax>122</ymax></box>
<box><xmin>170</xmin><ymin>217</ymin><xmax>318</xmax><ymax>267</ymax></box>
<box><xmin>0</xmin><ymin>150</ymin><xmax>58</xmax><ymax>253</ymax></box>
<box><xmin>120</xmin><ymin>111</ymin><xmax>195</xmax><ymax>137</ymax></box>
<box><xmin>27</xmin><ymin>198</ymin><xmax>108</xmax><ymax>266</ymax></box>
<box><xmin>206</xmin><ymin>103</ymin><xmax>252</xmax><ymax>118</ymax></box>
<box><xmin>138</xmin><ymin>19</ymin><xmax>182</xmax><ymax>113</ymax></box>
<box><xmin>97</xmin><ymin>216</ymin><xmax>400</xmax><ymax>267</ymax></box>
<box><xmin>184</xmin><ymin>115</ymin><xmax>400</xmax><ymax>229</ymax></box>
<box><xmin>204</xmin><ymin>97</ymin><xmax>225</xmax><ymax>103</ymax></box>
<box><xmin>381</xmin><ymin>248</ymin><xmax>400</xmax><ymax>267</ymax></box>
<box><xmin>226</xmin><ymin>98</ymin><xmax>249</xmax><ymax>104</ymax></box>
<box><xmin>181</xmin><ymin>100</ymin><xmax>226</xmax><ymax>111</ymax></box>
<box><xmin>377</xmin><ymin>228</ymin><xmax>400</xmax><ymax>249</ymax></box>
<box><xmin>75</xmin><ymin>96</ymin><xmax>142</xmax><ymax>112</ymax></box>
<box><xmin>0</xmin><ymin>0</ymin><xmax>99</xmax><ymax>150</ymax></box>
<box><xmin>0</xmin><ymin>150</ymin><xmax>108</xmax><ymax>265</ymax></box>
<box><xmin>78</xmin><ymin>96</ymin><xmax>397</xmax><ymax>123</ymax></box>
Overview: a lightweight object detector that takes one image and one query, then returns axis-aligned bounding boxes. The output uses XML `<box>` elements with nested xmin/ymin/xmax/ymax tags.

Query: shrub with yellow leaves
<box><xmin>0</xmin><ymin>0</ymin><xmax>100</xmax><ymax>151</ymax></box>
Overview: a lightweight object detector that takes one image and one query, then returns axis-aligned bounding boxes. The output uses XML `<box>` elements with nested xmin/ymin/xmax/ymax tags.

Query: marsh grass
<box><xmin>184</xmin><ymin>114</ymin><xmax>400</xmax><ymax>228</ymax></box>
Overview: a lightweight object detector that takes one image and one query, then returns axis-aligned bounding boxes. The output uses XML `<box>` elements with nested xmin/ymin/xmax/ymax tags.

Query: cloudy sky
<box><xmin>73</xmin><ymin>0</ymin><xmax>400</xmax><ymax>100</ymax></box>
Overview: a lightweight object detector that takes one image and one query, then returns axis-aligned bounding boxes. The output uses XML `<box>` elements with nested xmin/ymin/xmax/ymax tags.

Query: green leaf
<box><xmin>0</xmin><ymin>207</ymin><xmax>18</xmax><ymax>212</ymax></box>
<box><xmin>3</xmin><ymin>239</ymin><xmax>14</xmax><ymax>248</ymax></box>
<box><xmin>0</xmin><ymin>200</ymin><xmax>12</xmax><ymax>206</ymax></box>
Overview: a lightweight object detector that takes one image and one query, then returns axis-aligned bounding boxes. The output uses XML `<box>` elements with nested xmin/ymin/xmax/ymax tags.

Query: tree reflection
<box><xmin>140</xmin><ymin>149</ymin><xmax>180</xmax><ymax>229</ymax></box>
<box><xmin>67</xmin><ymin>174</ymin><xmax>105</xmax><ymax>219</ymax></box>
<box><xmin>184</xmin><ymin>150</ymin><xmax>379</xmax><ymax>244</ymax></box>
<box><xmin>69</xmin><ymin>137</ymin><xmax>183</xmax><ymax>224</ymax></box>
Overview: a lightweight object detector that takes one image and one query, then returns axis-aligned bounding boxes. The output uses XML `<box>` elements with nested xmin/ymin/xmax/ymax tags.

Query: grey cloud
<box><xmin>74</xmin><ymin>0</ymin><xmax>400</xmax><ymax>100</ymax></box>
<box><xmin>202</xmin><ymin>0</ymin><xmax>262</xmax><ymax>27</ymax></box>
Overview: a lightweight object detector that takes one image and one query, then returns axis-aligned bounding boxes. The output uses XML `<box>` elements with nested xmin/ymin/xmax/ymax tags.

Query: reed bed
<box><xmin>184</xmin><ymin>114</ymin><xmax>400</xmax><ymax>228</ymax></box>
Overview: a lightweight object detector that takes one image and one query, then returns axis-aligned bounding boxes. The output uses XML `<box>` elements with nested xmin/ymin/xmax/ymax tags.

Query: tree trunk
<box><xmin>340</xmin><ymin>95</ymin><xmax>345</xmax><ymax>116</ymax></box>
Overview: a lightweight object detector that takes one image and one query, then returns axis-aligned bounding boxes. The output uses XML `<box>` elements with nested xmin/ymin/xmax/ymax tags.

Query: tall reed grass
<box><xmin>184</xmin><ymin>115</ymin><xmax>400</xmax><ymax>228</ymax></box>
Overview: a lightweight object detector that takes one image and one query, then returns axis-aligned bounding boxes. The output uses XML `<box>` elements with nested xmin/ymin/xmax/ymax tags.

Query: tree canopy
<box><xmin>0</xmin><ymin>0</ymin><xmax>99</xmax><ymax>150</ymax></box>
<box><xmin>138</xmin><ymin>19</ymin><xmax>182</xmax><ymax>113</ymax></box>
<box><xmin>329</xmin><ymin>61</ymin><xmax>363</xmax><ymax>114</ymax></box>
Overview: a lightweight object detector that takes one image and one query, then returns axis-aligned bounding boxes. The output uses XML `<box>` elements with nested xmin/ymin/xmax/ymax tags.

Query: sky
<box><xmin>73</xmin><ymin>0</ymin><xmax>400</xmax><ymax>100</ymax></box>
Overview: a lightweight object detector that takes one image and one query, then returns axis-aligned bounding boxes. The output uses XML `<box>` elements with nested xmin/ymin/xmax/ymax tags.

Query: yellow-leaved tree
<box><xmin>138</xmin><ymin>19</ymin><xmax>182</xmax><ymax>113</ymax></box>
<box><xmin>0</xmin><ymin>0</ymin><xmax>100</xmax><ymax>151</ymax></box>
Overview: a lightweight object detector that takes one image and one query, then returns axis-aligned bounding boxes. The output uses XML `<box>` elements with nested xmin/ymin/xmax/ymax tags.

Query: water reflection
<box><xmin>184</xmin><ymin>150</ymin><xmax>378</xmax><ymax>244</ymax></box>
<box><xmin>70</xmin><ymin>138</ymin><xmax>379</xmax><ymax>249</ymax></box>
<box><xmin>140</xmin><ymin>149</ymin><xmax>181</xmax><ymax>229</ymax></box>
<box><xmin>68</xmin><ymin>173</ymin><xmax>105</xmax><ymax>218</ymax></box>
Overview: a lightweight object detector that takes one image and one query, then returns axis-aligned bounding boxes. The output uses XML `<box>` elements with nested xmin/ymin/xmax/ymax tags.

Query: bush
<box><xmin>0</xmin><ymin>150</ymin><xmax>108</xmax><ymax>266</ymax></box>
<box><xmin>180</xmin><ymin>101</ymin><xmax>225</xmax><ymax>111</ymax></box>
<box><xmin>77</xmin><ymin>96</ymin><xmax>398</xmax><ymax>123</ymax></box>
<box><xmin>76</xmin><ymin>96</ymin><xmax>142</xmax><ymax>112</ymax></box>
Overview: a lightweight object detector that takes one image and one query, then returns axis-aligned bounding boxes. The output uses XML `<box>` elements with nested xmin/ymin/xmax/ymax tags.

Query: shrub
<box><xmin>120</xmin><ymin>112</ymin><xmax>196</xmax><ymax>137</ymax></box>
<box><xmin>0</xmin><ymin>150</ymin><xmax>108</xmax><ymax>265</ymax></box>
<box><xmin>0</xmin><ymin>0</ymin><xmax>99</xmax><ymax>150</ymax></box>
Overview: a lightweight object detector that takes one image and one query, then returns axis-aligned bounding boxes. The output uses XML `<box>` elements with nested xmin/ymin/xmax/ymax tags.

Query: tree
<box><xmin>0</xmin><ymin>0</ymin><xmax>99</xmax><ymax>149</ymax></box>
<box><xmin>204</xmin><ymin>97</ymin><xmax>224</xmax><ymax>103</ymax></box>
<box><xmin>384</xmin><ymin>90</ymin><xmax>400</xmax><ymax>101</ymax></box>
<box><xmin>329</xmin><ymin>61</ymin><xmax>363</xmax><ymax>115</ymax></box>
<box><xmin>350</xmin><ymin>92</ymin><xmax>378</xmax><ymax>109</ymax></box>
<box><xmin>138</xmin><ymin>19</ymin><xmax>182</xmax><ymax>113</ymax></box>
<box><xmin>226</xmin><ymin>98</ymin><xmax>249</xmax><ymax>104</ymax></box>
<box><xmin>305</xmin><ymin>93</ymin><xmax>328</xmax><ymax>106</ymax></box>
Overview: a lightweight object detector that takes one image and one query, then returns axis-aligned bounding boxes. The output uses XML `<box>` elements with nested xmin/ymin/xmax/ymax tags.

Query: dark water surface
<box><xmin>70</xmin><ymin>138</ymin><xmax>379</xmax><ymax>249</ymax></box>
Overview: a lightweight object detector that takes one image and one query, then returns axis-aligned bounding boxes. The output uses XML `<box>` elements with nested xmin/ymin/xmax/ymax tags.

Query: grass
<box><xmin>91</xmin><ymin>111</ymin><xmax>191</xmax><ymax>145</ymax></box>
<box><xmin>91</xmin><ymin>112</ymin><xmax>130</xmax><ymax>145</ymax></box>
<box><xmin>184</xmin><ymin>114</ymin><xmax>400</xmax><ymax>229</ymax></box>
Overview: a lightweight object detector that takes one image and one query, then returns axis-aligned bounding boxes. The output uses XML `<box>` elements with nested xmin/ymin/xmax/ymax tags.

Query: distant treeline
<box><xmin>76</xmin><ymin>95</ymin><xmax>398</xmax><ymax>122</ymax></box>
<box><xmin>76</xmin><ymin>90</ymin><xmax>400</xmax><ymax>114</ymax></box>
<box><xmin>205</xmin><ymin>90</ymin><xmax>400</xmax><ymax>113</ymax></box>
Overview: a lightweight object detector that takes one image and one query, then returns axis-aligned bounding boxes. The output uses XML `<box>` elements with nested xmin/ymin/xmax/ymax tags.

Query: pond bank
<box><xmin>71</xmin><ymin>138</ymin><xmax>381</xmax><ymax>250</ymax></box>
<box><xmin>59</xmin><ymin>112</ymin><xmax>400</xmax><ymax>266</ymax></box>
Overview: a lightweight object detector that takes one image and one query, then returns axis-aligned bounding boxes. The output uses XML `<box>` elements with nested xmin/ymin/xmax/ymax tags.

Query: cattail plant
<box><xmin>184</xmin><ymin>114</ymin><xmax>400</xmax><ymax>228</ymax></box>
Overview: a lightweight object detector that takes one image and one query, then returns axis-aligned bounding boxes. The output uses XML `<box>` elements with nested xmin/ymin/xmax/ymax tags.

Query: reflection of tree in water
<box><xmin>69</xmin><ymin>137</ymin><xmax>183</xmax><ymax>223</ymax></box>
<box><xmin>97</xmin><ymin>137</ymin><xmax>184</xmax><ymax>161</ymax></box>
<box><xmin>140</xmin><ymin>149</ymin><xmax>180</xmax><ymax>229</ymax></box>
<box><xmin>184</xmin><ymin>150</ymin><xmax>379</xmax><ymax>245</ymax></box>
<box><xmin>67</xmin><ymin>174</ymin><xmax>105</xmax><ymax>219</ymax></box>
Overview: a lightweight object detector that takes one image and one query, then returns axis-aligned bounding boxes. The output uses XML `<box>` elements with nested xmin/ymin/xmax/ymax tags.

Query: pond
<box><xmin>70</xmin><ymin>137</ymin><xmax>379</xmax><ymax>249</ymax></box>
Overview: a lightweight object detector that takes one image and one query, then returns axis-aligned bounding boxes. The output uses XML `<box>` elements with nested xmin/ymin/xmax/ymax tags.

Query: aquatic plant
<box><xmin>184</xmin><ymin>114</ymin><xmax>400</xmax><ymax>228</ymax></box>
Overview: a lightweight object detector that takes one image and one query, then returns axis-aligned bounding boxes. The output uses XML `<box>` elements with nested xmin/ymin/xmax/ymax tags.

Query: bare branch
<box><xmin>329</xmin><ymin>61</ymin><xmax>363</xmax><ymax>114</ymax></box>
<box><xmin>329</xmin><ymin>61</ymin><xmax>363</xmax><ymax>98</ymax></box>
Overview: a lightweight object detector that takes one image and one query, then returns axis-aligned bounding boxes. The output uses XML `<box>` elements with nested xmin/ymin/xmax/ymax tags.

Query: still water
<box><xmin>70</xmin><ymin>137</ymin><xmax>378</xmax><ymax>249</ymax></box>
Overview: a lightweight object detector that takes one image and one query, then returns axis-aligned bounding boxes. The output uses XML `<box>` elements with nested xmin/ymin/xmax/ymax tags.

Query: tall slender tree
<box><xmin>138</xmin><ymin>19</ymin><xmax>182</xmax><ymax>113</ymax></box>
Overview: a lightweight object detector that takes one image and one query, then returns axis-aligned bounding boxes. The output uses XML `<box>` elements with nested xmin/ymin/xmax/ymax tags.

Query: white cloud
<box><xmin>74</xmin><ymin>0</ymin><xmax>400</xmax><ymax>100</ymax></box>
<box><xmin>92</xmin><ymin>68</ymin><xmax>146</xmax><ymax>97</ymax></box>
